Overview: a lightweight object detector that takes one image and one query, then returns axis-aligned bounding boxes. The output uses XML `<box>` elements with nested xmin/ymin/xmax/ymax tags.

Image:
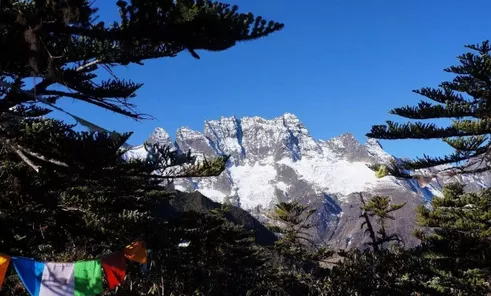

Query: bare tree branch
<box><xmin>9</xmin><ymin>144</ymin><xmax>40</xmax><ymax>172</ymax></box>
<box><xmin>16</xmin><ymin>144</ymin><xmax>69</xmax><ymax>167</ymax></box>
<box><xmin>76</xmin><ymin>59</ymin><xmax>101</xmax><ymax>72</ymax></box>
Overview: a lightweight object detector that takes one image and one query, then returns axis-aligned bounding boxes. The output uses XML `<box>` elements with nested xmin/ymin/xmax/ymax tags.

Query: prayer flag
<box><xmin>101</xmin><ymin>252</ymin><xmax>126</xmax><ymax>289</ymax></box>
<box><xmin>12</xmin><ymin>258</ymin><xmax>103</xmax><ymax>296</ymax></box>
<box><xmin>0</xmin><ymin>254</ymin><xmax>11</xmax><ymax>290</ymax></box>
<box><xmin>74</xmin><ymin>260</ymin><xmax>103</xmax><ymax>296</ymax></box>
<box><xmin>124</xmin><ymin>241</ymin><xmax>147</xmax><ymax>264</ymax></box>
<box><xmin>11</xmin><ymin>257</ymin><xmax>44</xmax><ymax>296</ymax></box>
<box><xmin>38</xmin><ymin>263</ymin><xmax>75</xmax><ymax>296</ymax></box>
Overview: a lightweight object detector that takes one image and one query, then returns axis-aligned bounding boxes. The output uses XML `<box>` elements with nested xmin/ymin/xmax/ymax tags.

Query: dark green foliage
<box><xmin>327</xmin><ymin>247</ymin><xmax>432</xmax><ymax>296</ymax></box>
<box><xmin>368</xmin><ymin>41</ymin><xmax>491</xmax><ymax>175</ymax></box>
<box><xmin>267</xmin><ymin>202</ymin><xmax>333</xmax><ymax>264</ymax></box>
<box><xmin>265</xmin><ymin>202</ymin><xmax>332</xmax><ymax>296</ymax></box>
<box><xmin>268</xmin><ymin>201</ymin><xmax>317</xmax><ymax>247</ymax></box>
<box><xmin>135</xmin><ymin>210</ymin><xmax>270</xmax><ymax>295</ymax></box>
<box><xmin>0</xmin><ymin>0</ymin><xmax>285</xmax><ymax>295</ymax></box>
<box><xmin>0</xmin><ymin>113</ymin><xmax>258</xmax><ymax>295</ymax></box>
<box><xmin>0</xmin><ymin>0</ymin><xmax>283</xmax><ymax>118</ymax></box>
<box><xmin>414</xmin><ymin>183</ymin><xmax>491</xmax><ymax>295</ymax></box>
<box><xmin>323</xmin><ymin>185</ymin><xmax>491</xmax><ymax>296</ymax></box>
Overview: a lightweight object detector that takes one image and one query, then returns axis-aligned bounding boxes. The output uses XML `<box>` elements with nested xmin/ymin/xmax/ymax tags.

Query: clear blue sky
<box><xmin>52</xmin><ymin>0</ymin><xmax>491</xmax><ymax>158</ymax></box>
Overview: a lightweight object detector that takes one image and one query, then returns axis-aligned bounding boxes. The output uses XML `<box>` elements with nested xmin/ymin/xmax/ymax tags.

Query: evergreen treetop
<box><xmin>368</xmin><ymin>41</ymin><xmax>491</xmax><ymax>176</ymax></box>
<box><xmin>412</xmin><ymin>183</ymin><xmax>491</xmax><ymax>295</ymax></box>
<box><xmin>366</xmin><ymin>40</ymin><xmax>491</xmax><ymax>295</ymax></box>
<box><xmin>359</xmin><ymin>193</ymin><xmax>405</xmax><ymax>253</ymax></box>
<box><xmin>1</xmin><ymin>0</ymin><xmax>283</xmax><ymax>115</ymax></box>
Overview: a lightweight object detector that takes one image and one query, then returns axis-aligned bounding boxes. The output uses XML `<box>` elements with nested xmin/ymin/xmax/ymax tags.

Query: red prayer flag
<box><xmin>102</xmin><ymin>252</ymin><xmax>126</xmax><ymax>289</ymax></box>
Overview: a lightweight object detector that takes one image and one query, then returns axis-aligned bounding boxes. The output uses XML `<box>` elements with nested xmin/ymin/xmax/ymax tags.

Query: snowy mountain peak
<box><xmin>129</xmin><ymin>113</ymin><xmax>394</xmax><ymax>205</ymax></box>
<box><xmin>281</xmin><ymin>112</ymin><xmax>302</xmax><ymax>125</ymax></box>
<box><xmin>365</xmin><ymin>138</ymin><xmax>383</xmax><ymax>149</ymax></box>
<box><xmin>282</xmin><ymin>112</ymin><xmax>299</xmax><ymax>119</ymax></box>
<box><xmin>148</xmin><ymin>127</ymin><xmax>173</xmax><ymax>146</ymax></box>
<box><xmin>364</xmin><ymin>138</ymin><xmax>393</xmax><ymax>163</ymax></box>
<box><xmin>327</xmin><ymin>133</ymin><xmax>360</xmax><ymax>151</ymax></box>
<box><xmin>176</xmin><ymin>126</ymin><xmax>215</xmax><ymax>156</ymax></box>
<box><xmin>341</xmin><ymin>133</ymin><xmax>362</xmax><ymax>146</ymax></box>
<box><xmin>176</xmin><ymin>126</ymin><xmax>202</xmax><ymax>140</ymax></box>
<box><xmin>125</xmin><ymin>113</ymin><xmax>491</xmax><ymax>248</ymax></box>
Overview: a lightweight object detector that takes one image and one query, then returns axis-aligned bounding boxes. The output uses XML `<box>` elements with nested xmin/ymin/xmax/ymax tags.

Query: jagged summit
<box><xmin>282</xmin><ymin>112</ymin><xmax>299</xmax><ymax>119</ymax></box>
<box><xmin>144</xmin><ymin>113</ymin><xmax>386</xmax><ymax>163</ymax></box>
<box><xmin>148</xmin><ymin>127</ymin><xmax>174</xmax><ymax>146</ymax></box>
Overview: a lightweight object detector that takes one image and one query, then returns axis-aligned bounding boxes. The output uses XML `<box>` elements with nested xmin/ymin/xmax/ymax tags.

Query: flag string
<box><xmin>0</xmin><ymin>241</ymin><xmax>147</xmax><ymax>296</ymax></box>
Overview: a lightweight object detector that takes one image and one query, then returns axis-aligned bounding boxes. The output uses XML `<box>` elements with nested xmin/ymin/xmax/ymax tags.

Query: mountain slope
<box><xmin>125</xmin><ymin>113</ymin><xmax>491</xmax><ymax>248</ymax></box>
<box><xmin>161</xmin><ymin>191</ymin><xmax>277</xmax><ymax>246</ymax></box>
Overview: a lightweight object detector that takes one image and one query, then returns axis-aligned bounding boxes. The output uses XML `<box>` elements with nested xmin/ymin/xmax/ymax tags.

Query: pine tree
<box><xmin>367</xmin><ymin>41</ymin><xmax>491</xmax><ymax>295</ymax></box>
<box><xmin>0</xmin><ymin>1</ymin><xmax>283</xmax><ymax>295</ymax></box>
<box><xmin>367</xmin><ymin>41</ymin><xmax>491</xmax><ymax>177</ymax></box>
<box><xmin>266</xmin><ymin>202</ymin><xmax>332</xmax><ymax>296</ymax></box>
<box><xmin>327</xmin><ymin>194</ymin><xmax>431</xmax><ymax>296</ymax></box>
<box><xmin>359</xmin><ymin>193</ymin><xmax>405</xmax><ymax>253</ymax></box>
<box><xmin>268</xmin><ymin>202</ymin><xmax>317</xmax><ymax>248</ymax></box>
<box><xmin>413</xmin><ymin>183</ymin><xmax>491</xmax><ymax>295</ymax></box>
<box><xmin>267</xmin><ymin>202</ymin><xmax>333</xmax><ymax>264</ymax></box>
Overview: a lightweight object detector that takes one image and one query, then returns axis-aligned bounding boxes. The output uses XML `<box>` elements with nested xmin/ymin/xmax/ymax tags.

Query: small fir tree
<box><xmin>359</xmin><ymin>193</ymin><xmax>406</xmax><ymax>253</ymax></box>
<box><xmin>327</xmin><ymin>194</ymin><xmax>430</xmax><ymax>296</ymax></box>
<box><xmin>266</xmin><ymin>202</ymin><xmax>332</xmax><ymax>295</ymax></box>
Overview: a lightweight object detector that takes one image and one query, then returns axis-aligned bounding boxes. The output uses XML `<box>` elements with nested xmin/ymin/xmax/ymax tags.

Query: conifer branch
<box><xmin>9</xmin><ymin>144</ymin><xmax>40</xmax><ymax>172</ymax></box>
<box><xmin>16</xmin><ymin>144</ymin><xmax>69</xmax><ymax>167</ymax></box>
<box><xmin>368</xmin><ymin>41</ymin><xmax>491</xmax><ymax>176</ymax></box>
<box><xmin>76</xmin><ymin>59</ymin><xmax>101</xmax><ymax>72</ymax></box>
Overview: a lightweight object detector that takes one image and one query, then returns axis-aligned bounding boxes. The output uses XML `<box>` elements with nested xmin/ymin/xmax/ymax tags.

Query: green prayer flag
<box><xmin>74</xmin><ymin>260</ymin><xmax>104</xmax><ymax>296</ymax></box>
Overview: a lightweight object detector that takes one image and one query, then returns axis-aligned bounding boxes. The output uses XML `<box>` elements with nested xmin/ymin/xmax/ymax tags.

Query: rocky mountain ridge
<box><xmin>125</xmin><ymin>113</ymin><xmax>491</xmax><ymax>248</ymax></box>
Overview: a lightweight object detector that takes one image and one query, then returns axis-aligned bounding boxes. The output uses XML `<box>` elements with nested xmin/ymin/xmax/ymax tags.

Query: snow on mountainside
<box><xmin>125</xmin><ymin>113</ymin><xmax>491</xmax><ymax>248</ymax></box>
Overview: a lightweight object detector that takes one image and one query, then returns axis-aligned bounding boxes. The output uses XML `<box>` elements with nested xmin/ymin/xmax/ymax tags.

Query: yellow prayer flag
<box><xmin>0</xmin><ymin>254</ymin><xmax>10</xmax><ymax>290</ymax></box>
<box><xmin>124</xmin><ymin>241</ymin><xmax>147</xmax><ymax>264</ymax></box>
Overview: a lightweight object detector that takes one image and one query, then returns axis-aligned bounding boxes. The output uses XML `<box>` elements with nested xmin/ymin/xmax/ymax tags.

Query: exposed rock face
<box><xmin>125</xmin><ymin>113</ymin><xmax>491</xmax><ymax>249</ymax></box>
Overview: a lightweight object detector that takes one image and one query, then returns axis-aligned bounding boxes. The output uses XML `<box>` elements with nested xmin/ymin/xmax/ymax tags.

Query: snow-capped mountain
<box><xmin>125</xmin><ymin>113</ymin><xmax>491</xmax><ymax>248</ymax></box>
